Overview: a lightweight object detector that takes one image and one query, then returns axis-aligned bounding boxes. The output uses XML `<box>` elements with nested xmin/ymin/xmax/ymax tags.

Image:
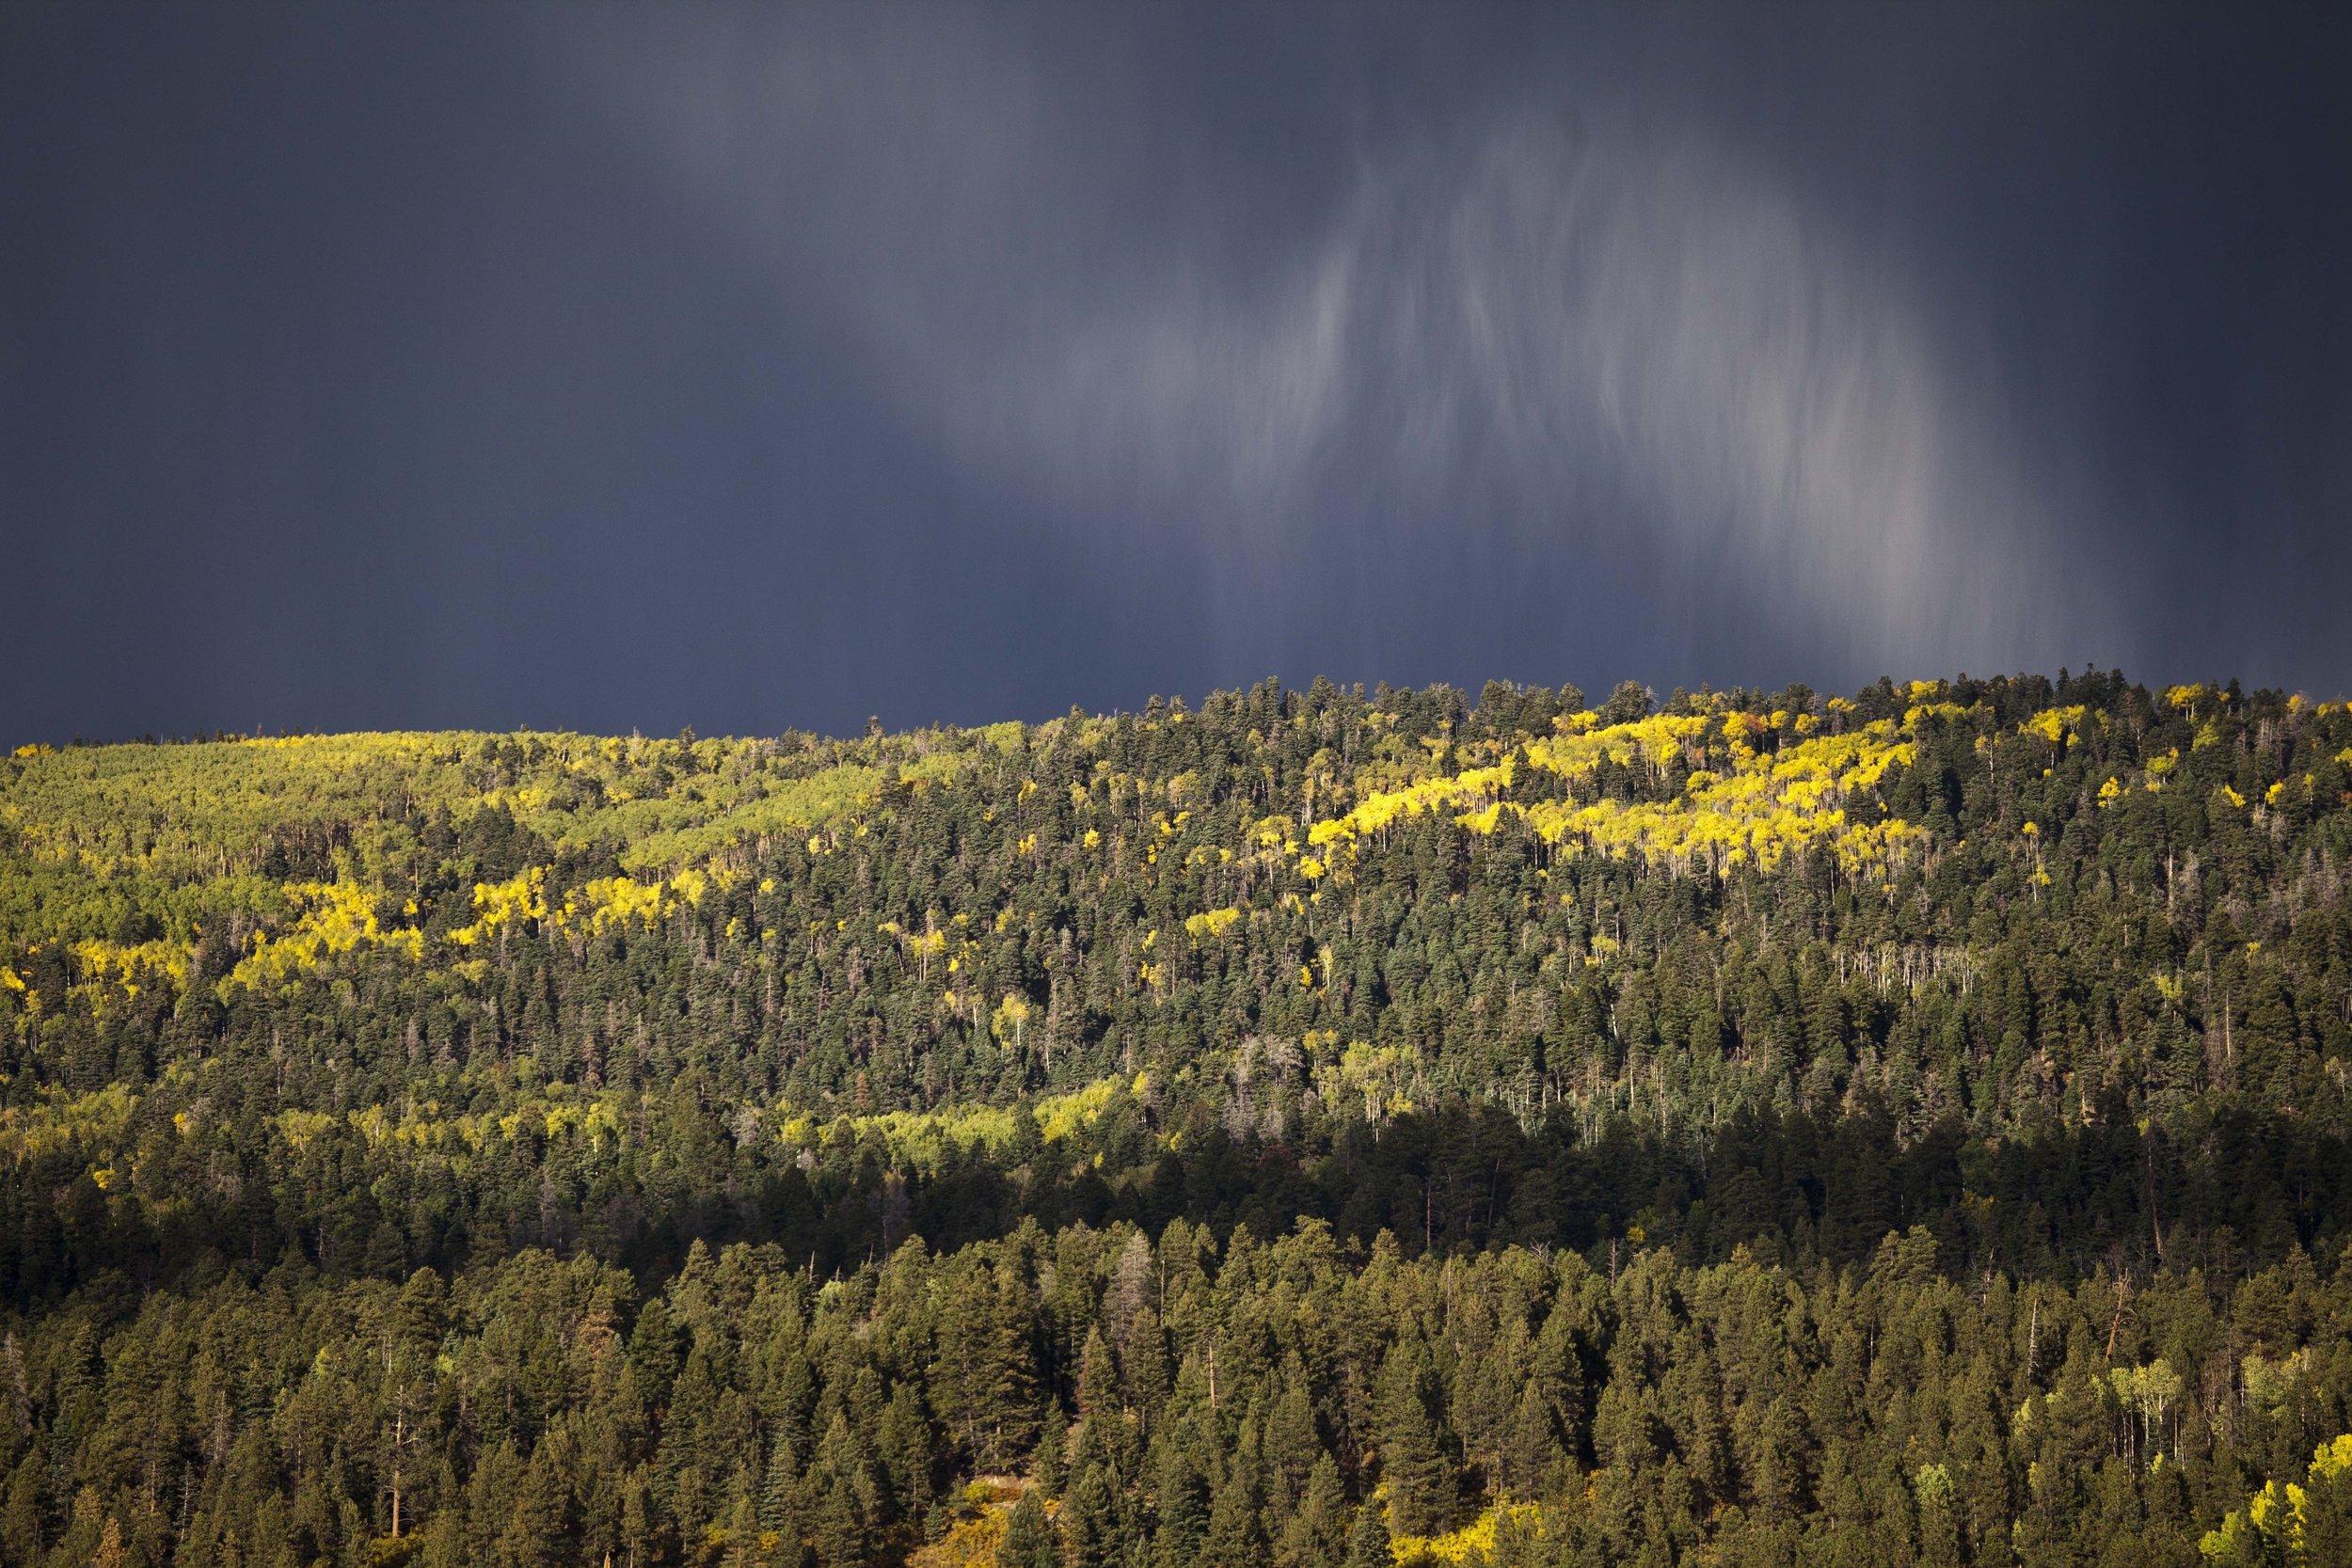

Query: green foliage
<box><xmin>2</xmin><ymin>671</ymin><xmax>2351</xmax><ymax>1564</ymax></box>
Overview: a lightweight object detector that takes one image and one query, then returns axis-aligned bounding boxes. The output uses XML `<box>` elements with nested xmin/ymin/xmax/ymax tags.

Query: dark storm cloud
<box><xmin>4</xmin><ymin>5</ymin><xmax>2348</xmax><ymax>742</ymax></box>
<box><xmin>564</xmin><ymin>7</ymin><xmax>2091</xmax><ymax>670</ymax></box>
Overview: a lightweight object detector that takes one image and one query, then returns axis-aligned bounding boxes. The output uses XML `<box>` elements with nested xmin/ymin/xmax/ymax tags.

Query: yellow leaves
<box><xmin>2021</xmin><ymin>705</ymin><xmax>2089</xmax><ymax>747</ymax></box>
<box><xmin>771</xmin><ymin>1076</ymin><xmax>1135</xmax><ymax>1174</ymax></box>
<box><xmin>1526</xmin><ymin>714</ymin><xmax>1707</xmax><ymax>782</ymax></box>
<box><xmin>1297</xmin><ymin>964</ymin><xmax>1316</xmax><ymax>989</ymax></box>
<box><xmin>68</xmin><ymin>938</ymin><xmax>191</xmax><ymax>1002</ymax></box>
<box><xmin>1903</xmin><ymin>702</ymin><xmax>1968</xmax><ymax>726</ymax></box>
<box><xmin>2099</xmin><ymin>777</ymin><xmax>2124</xmax><ymax>808</ymax></box>
<box><xmin>1297</xmin><ymin>707</ymin><xmax>1936</xmax><ymax>883</ymax></box>
<box><xmin>1083</xmin><ymin>828</ymin><xmax>1101</xmax><ymax>849</ymax></box>
<box><xmin>447</xmin><ymin>866</ymin><xmax>547</xmax><ymax>946</ymax></box>
<box><xmin>10</xmin><ymin>742</ymin><xmax>54</xmax><ymax>758</ymax></box>
<box><xmin>1016</xmin><ymin>833</ymin><xmax>1038</xmax><ymax>856</ymax></box>
<box><xmin>562</xmin><ymin>875</ymin><xmax>673</xmax><ymax>934</ymax></box>
<box><xmin>229</xmin><ymin>882</ymin><xmax>422</xmax><ymax>991</ymax></box>
<box><xmin>276</xmin><ymin>1108</ymin><xmax>338</xmax><ymax>1151</ymax></box>
<box><xmin>2166</xmin><ymin>683</ymin><xmax>2203</xmax><ymax>712</ymax></box>
<box><xmin>2200</xmin><ymin>1433</ymin><xmax>2352</xmax><ymax>1564</ymax></box>
<box><xmin>1456</xmin><ymin>801</ymin><xmax>1512</xmax><ymax>836</ymax></box>
<box><xmin>0</xmin><ymin>1083</ymin><xmax>138</xmax><ymax>1164</ymax></box>
<box><xmin>1319</xmin><ymin>1040</ymin><xmax>1422</xmax><ymax>1124</ymax></box>
<box><xmin>1303</xmin><ymin>760</ymin><xmax>1521</xmax><ymax>879</ymax></box>
<box><xmin>1034</xmin><ymin>1076</ymin><xmax>1119</xmax><ymax>1142</ymax></box>
<box><xmin>1522</xmin><ymin>720</ymin><xmax>1929</xmax><ymax>879</ymax></box>
<box><xmin>1388</xmin><ymin>1500</ymin><xmax>1544</xmax><ymax>1566</ymax></box>
<box><xmin>2218</xmin><ymin>784</ymin><xmax>2247</xmax><ymax>810</ymax></box>
<box><xmin>0</xmin><ymin>968</ymin><xmax>21</xmax><ymax>992</ymax></box>
<box><xmin>989</xmin><ymin>992</ymin><xmax>1032</xmax><ymax>1046</ymax></box>
<box><xmin>1183</xmin><ymin>907</ymin><xmax>1242</xmax><ymax>942</ymax></box>
<box><xmin>1722</xmin><ymin>710</ymin><xmax>1772</xmax><ymax>745</ymax></box>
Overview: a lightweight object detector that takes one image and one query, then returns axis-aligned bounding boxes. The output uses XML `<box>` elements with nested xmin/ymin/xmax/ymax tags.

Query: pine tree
<box><xmin>810</xmin><ymin>1474</ymin><xmax>866</xmax><ymax>1568</ymax></box>
<box><xmin>1275</xmin><ymin>1456</ymin><xmax>1347</xmax><ymax>1568</ymax></box>
<box><xmin>1502</xmin><ymin>1383</ymin><xmax>1561</xmax><ymax>1499</ymax></box>
<box><xmin>1060</xmin><ymin>1463</ymin><xmax>1120</xmax><ymax>1568</ymax></box>
<box><xmin>995</xmin><ymin>1487</ymin><xmax>1057</xmax><ymax>1568</ymax></box>
<box><xmin>759</xmin><ymin>1430</ymin><xmax>800</xmax><ymax>1546</ymax></box>
<box><xmin>497</xmin><ymin>1437</ymin><xmax>575</xmax><ymax>1568</ymax></box>
<box><xmin>1076</xmin><ymin>1328</ymin><xmax>1119</xmax><ymax>1418</ymax></box>
<box><xmin>1032</xmin><ymin>1402</ymin><xmax>1068</xmax><ymax>1497</ymax></box>
<box><xmin>1201</xmin><ymin>1452</ymin><xmax>1267</xmax><ymax>1568</ymax></box>
<box><xmin>1374</xmin><ymin>1339</ymin><xmax>1450</xmax><ymax>1537</ymax></box>
<box><xmin>1342</xmin><ymin>1502</ymin><xmax>1392</xmax><ymax>1568</ymax></box>
<box><xmin>1152</xmin><ymin>1451</ymin><xmax>1210</xmax><ymax>1568</ymax></box>
<box><xmin>1263</xmin><ymin>1359</ymin><xmax>1323</xmax><ymax>1531</ymax></box>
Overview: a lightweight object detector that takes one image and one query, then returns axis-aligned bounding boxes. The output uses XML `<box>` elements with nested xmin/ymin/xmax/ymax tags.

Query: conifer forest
<box><xmin>5</xmin><ymin>671</ymin><xmax>2352</xmax><ymax>1568</ymax></box>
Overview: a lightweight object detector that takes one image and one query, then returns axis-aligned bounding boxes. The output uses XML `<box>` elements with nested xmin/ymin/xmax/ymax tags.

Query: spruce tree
<box><xmin>1275</xmin><ymin>1456</ymin><xmax>1348</xmax><ymax>1568</ymax></box>
<box><xmin>1374</xmin><ymin>1340</ymin><xmax>1450</xmax><ymax>1537</ymax></box>
<box><xmin>995</xmin><ymin>1487</ymin><xmax>1057</xmax><ymax>1568</ymax></box>
<box><xmin>1343</xmin><ymin>1502</ymin><xmax>1393</xmax><ymax>1568</ymax></box>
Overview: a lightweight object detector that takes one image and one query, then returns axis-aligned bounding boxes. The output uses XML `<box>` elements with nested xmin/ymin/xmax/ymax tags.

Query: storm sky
<box><xmin>5</xmin><ymin>5</ymin><xmax>2348</xmax><ymax>742</ymax></box>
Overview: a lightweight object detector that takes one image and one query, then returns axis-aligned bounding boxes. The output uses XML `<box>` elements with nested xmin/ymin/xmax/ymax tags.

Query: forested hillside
<box><xmin>4</xmin><ymin>672</ymin><xmax>2351</xmax><ymax>1567</ymax></box>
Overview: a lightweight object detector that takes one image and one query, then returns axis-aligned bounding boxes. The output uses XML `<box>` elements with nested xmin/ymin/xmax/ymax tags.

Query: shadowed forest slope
<box><xmin>4</xmin><ymin>672</ymin><xmax>2351</xmax><ymax>1566</ymax></box>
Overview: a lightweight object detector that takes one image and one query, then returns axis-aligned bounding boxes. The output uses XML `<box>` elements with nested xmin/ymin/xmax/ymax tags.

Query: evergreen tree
<box><xmin>995</xmin><ymin>1487</ymin><xmax>1057</xmax><ymax>1568</ymax></box>
<box><xmin>1342</xmin><ymin>1502</ymin><xmax>1392</xmax><ymax>1568</ymax></box>
<box><xmin>1275</xmin><ymin>1456</ymin><xmax>1348</xmax><ymax>1568</ymax></box>
<box><xmin>1374</xmin><ymin>1340</ymin><xmax>1450</xmax><ymax>1537</ymax></box>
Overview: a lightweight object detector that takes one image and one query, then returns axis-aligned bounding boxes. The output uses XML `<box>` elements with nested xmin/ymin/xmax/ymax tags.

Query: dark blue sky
<box><xmin>6</xmin><ymin>4</ymin><xmax>2348</xmax><ymax>743</ymax></box>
